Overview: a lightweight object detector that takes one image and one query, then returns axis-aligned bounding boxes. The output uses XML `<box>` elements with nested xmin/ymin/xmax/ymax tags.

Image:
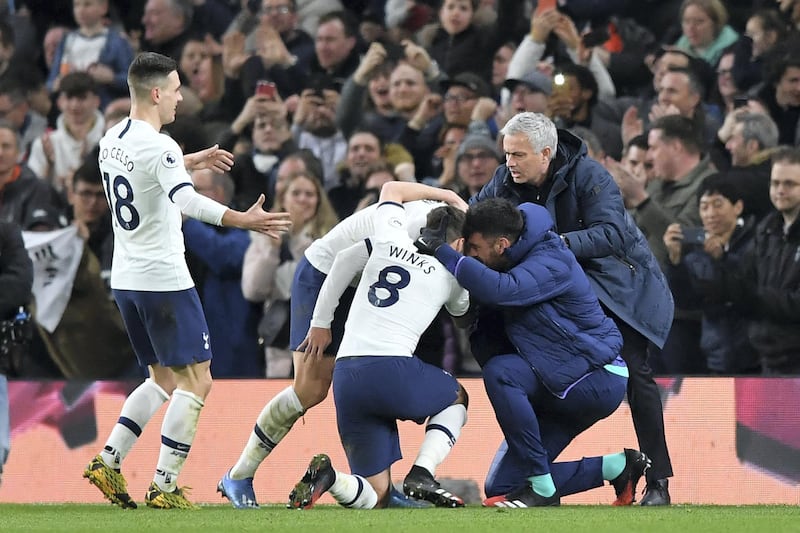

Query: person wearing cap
<box><xmin>451</xmin><ymin>133</ymin><xmax>502</xmax><ymax>201</ymax></box>
<box><xmin>440</xmin><ymin>72</ymin><xmax>491</xmax><ymax>129</ymax></box>
<box><xmin>504</xmin><ymin>70</ymin><xmax>552</xmax><ymax>115</ymax></box>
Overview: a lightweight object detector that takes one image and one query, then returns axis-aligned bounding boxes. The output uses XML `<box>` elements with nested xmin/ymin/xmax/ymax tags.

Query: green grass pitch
<box><xmin>2</xmin><ymin>504</ymin><xmax>799</xmax><ymax>532</ymax></box>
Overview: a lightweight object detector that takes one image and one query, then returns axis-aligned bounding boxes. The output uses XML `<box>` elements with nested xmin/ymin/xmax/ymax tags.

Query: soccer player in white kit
<box><xmin>219</xmin><ymin>182</ymin><xmax>467</xmax><ymax>508</ymax></box>
<box><xmin>82</xmin><ymin>52</ymin><xmax>291</xmax><ymax>509</ymax></box>
<box><xmin>285</xmin><ymin>182</ymin><xmax>471</xmax><ymax>509</ymax></box>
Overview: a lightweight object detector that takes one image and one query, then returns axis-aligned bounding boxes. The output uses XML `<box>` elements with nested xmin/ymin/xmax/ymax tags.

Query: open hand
<box><xmin>184</xmin><ymin>144</ymin><xmax>235</xmax><ymax>173</ymax></box>
<box><xmin>297</xmin><ymin>327</ymin><xmax>332</xmax><ymax>362</ymax></box>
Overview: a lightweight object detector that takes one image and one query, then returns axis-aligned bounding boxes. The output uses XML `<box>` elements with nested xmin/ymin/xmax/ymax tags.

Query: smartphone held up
<box><xmin>255</xmin><ymin>80</ymin><xmax>277</xmax><ymax>99</ymax></box>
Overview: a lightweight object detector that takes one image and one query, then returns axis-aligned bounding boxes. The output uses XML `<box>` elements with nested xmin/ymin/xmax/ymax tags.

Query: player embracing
<box><xmin>288</xmin><ymin>181</ymin><xmax>470</xmax><ymax>509</ymax></box>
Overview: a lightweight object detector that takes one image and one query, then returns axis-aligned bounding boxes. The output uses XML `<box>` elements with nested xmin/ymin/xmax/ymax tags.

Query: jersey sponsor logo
<box><xmin>388</xmin><ymin>245</ymin><xmax>435</xmax><ymax>274</ymax></box>
<box><xmin>161</xmin><ymin>151</ymin><xmax>180</xmax><ymax>168</ymax></box>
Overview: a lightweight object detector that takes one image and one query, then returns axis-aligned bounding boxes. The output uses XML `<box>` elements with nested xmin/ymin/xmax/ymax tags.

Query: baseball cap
<box><xmin>24</xmin><ymin>206</ymin><xmax>67</xmax><ymax>231</ymax></box>
<box><xmin>456</xmin><ymin>134</ymin><xmax>501</xmax><ymax>162</ymax></box>
<box><xmin>504</xmin><ymin>71</ymin><xmax>553</xmax><ymax>96</ymax></box>
<box><xmin>440</xmin><ymin>72</ymin><xmax>490</xmax><ymax>98</ymax></box>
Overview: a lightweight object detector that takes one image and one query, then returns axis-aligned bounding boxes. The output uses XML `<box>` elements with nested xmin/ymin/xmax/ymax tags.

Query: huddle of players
<box><xmin>81</xmin><ymin>52</ymin><xmax>651</xmax><ymax>510</ymax></box>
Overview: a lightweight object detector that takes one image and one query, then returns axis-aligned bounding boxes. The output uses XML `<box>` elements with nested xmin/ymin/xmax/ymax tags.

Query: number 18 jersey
<box><xmin>98</xmin><ymin>118</ymin><xmax>194</xmax><ymax>291</ymax></box>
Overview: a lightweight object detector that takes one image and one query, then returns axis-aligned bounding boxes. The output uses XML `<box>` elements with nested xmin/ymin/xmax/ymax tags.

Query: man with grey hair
<box><xmin>471</xmin><ymin>111</ymin><xmax>675</xmax><ymax>506</ymax></box>
<box><xmin>721</xmin><ymin>111</ymin><xmax>779</xmax><ymax>221</ymax></box>
<box><xmin>141</xmin><ymin>0</ymin><xmax>195</xmax><ymax>61</ymax></box>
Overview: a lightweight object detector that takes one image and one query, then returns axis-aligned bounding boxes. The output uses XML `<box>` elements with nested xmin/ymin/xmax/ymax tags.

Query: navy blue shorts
<box><xmin>333</xmin><ymin>356</ymin><xmax>459</xmax><ymax>477</ymax></box>
<box><xmin>113</xmin><ymin>287</ymin><xmax>212</xmax><ymax>368</ymax></box>
<box><xmin>289</xmin><ymin>256</ymin><xmax>356</xmax><ymax>354</ymax></box>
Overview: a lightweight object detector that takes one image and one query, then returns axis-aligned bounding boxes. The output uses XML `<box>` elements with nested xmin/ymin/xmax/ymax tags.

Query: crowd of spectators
<box><xmin>0</xmin><ymin>0</ymin><xmax>799</xmax><ymax>378</ymax></box>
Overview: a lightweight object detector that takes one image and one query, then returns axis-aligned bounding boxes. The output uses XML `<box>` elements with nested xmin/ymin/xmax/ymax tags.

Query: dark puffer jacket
<box><xmin>471</xmin><ymin>129</ymin><xmax>674</xmax><ymax>347</ymax></box>
<box><xmin>435</xmin><ymin>203</ymin><xmax>622</xmax><ymax>397</ymax></box>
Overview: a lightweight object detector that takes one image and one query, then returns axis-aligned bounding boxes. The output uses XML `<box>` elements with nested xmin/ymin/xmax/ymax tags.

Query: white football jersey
<box><xmin>98</xmin><ymin>118</ymin><xmax>194</xmax><ymax>291</ymax></box>
<box><xmin>336</xmin><ymin>202</ymin><xmax>469</xmax><ymax>358</ymax></box>
<box><xmin>304</xmin><ymin>199</ymin><xmax>443</xmax><ymax>274</ymax></box>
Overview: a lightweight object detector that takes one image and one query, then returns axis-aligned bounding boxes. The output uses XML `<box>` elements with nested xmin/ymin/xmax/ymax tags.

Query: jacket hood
<box><xmin>551</xmin><ymin>129</ymin><xmax>587</xmax><ymax>181</ymax></box>
<box><xmin>505</xmin><ymin>203</ymin><xmax>559</xmax><ymax>264</ymax></box>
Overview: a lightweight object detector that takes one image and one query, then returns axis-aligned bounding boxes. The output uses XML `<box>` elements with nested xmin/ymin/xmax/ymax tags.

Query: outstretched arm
<box><xmin>379</xmin><ymin>181</ymin><xmax>468</xmax><ymax>211</ymax></box>
<box><xmin>184</xmin><ymin>144</ymin><xmax>235</xmax><ymax>174</ymax></box>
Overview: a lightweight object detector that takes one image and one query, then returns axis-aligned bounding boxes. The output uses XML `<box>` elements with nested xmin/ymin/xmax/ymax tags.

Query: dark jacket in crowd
<box><xmin>666</xmin><ymin>217</ymin><xmax>760</xmax><ymax>373</ymax></box>
<box><xmin>0</xmin><ymin>221</ymin><xmax>32</xmax><ymax>320</ymax></box>
<box><xmin>0</xmin><ymin>165</ymin><xmax>64</xmax><ymax>228</ymax></box>
<box><xmin>471</xmin><ymin>129</ymin><xmax>674</xmax><ymax>348</ymax></box>
<box><xmin>433</xmin><ymin>203</ymin><xmax>622</xmax><ymax>396</ymax></box>
<box><xmin>717</xmin><ymin>212</ymin><xmax>800</xmax><ymax>373</ymax></box>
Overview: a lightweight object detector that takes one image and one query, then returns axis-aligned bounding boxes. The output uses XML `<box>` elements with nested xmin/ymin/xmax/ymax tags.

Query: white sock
<box><xmin>100</xmin><ymin>379</ymin><xmax>169</xmax><ymax>469</ymax></box>
<box><xmin>154</xmin><ymin>389</ymin><xmax>204</xmax><ymax>492</ymax></box>
<box><xmin>413</xmin><ymin>404</ymin><xmax>467</xmax><ymax>476</ymax></box>
<box><xmin>229</xmin><ymin>386</ymin><xmax>304</xmax><ymax>480</ymax></box>
<box><xmin>329</xmin><ymin>471</ymin><xmax>378</xmax><ymax>509</ymax></box>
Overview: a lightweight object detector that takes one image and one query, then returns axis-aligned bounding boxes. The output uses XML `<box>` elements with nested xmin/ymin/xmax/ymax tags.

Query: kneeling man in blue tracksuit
<box><xmin>414</xmin><ymin>198</ymin><xmax>649</xmax><ymax>507</ymax></box>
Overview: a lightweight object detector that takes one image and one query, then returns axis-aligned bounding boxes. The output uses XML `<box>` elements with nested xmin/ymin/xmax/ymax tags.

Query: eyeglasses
<box><xmin>716</xmin><ymin>68</ymin><xmax>732</xmax><ymax>77</ymax></box>
<box><xmin>260</xmin><ymin>5</ymin><xmax>292</xmax><ymax>15</ymax></box>
<box><xmin>460</xmin><ymin>152</ymin><xmax>496</xmax><ymax>163</ymax></box>
<box><xmin>443</xmin><ymin>94</ymin><xmax>476</xmax><ymax>104</ymax></box>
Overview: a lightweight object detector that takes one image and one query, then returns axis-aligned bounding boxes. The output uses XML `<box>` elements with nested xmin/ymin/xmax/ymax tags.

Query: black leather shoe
<box><xmin>640</xmin><ymin>478</ymin><xmax>671</xmax><ymax>506</ymax></box>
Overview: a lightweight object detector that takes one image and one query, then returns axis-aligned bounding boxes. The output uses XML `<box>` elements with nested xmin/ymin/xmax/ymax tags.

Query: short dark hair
<box><xmin>73</xmin><ymin>155</ymin><xmax>103</xmax><ymax>188</ymax></box>
<box><xmin>626</xmin><ymin>133</ymin><xmax>649</xmax><ymax>152</ymax></box>
<box><xmin>664</xmin><ymin>66</ymin><xmax>705</xmax><ymax>98</ymax></box>
<box><xmin>697</xmin><ymin>173</ymin><xmax>743</xmax><ymax>205</ymax></box>
<box><xmin>128</xmin><ymin>52</ymin><xmax>178</xmax><ymax>99</ymax></box>
<box><xmin>426</xmin><ymin>205</ymin><xmax>466</xmax><ymax>243</ymax></box>
<box><xmin>59</xmin><ymin>71</ymin><xmax>97</xmax><ymax>97</ymax></box>
<box><xmin>771</xmin><ymin>145</ymin><xmax>800</xmax><ymax>166</ymax></box>
<box><xmin>349</xmin><ymin>128</ymin><xmax>383</xmax><ymax>152</ymax></box>
<box><xmin>650</xmin><ymin>115</ymin><xmax>704</xmax><ymax>155</ymax></box>
<box><xmin>557</xmin><ymin>63</ymin><xmax>598</xmax><ymax>108</ymax></box>
<box><xmin>463</xmin><ymin>198</ymin><xmax>523</xmax><ymax>243</ymax></box>
<box><xmin>0</xmin><ymin>119</ymin><xmax>20</xmax><ymax>149</ymax></box>
<box><xmin>0</xmin><ymin>79</ymin><xmax>26</xmax><ymax>103</ymax></box>
<box><xmin>318</xmin><ymin>10</ymin><xmax>359</xmax><ymax>38</ymax></box>
<box><xmin>284</xmin><ymin>149</ymin><xmax>324</xmax><ymax>183</ymax></box>
<box><xmin>764</xmin><ymin>50</ymin><xmax>800</xmax><ymax>87</ymax></box>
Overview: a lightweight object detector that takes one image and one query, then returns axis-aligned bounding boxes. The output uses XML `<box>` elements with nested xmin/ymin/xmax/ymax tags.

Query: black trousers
<box><xmin>612</xmin><ymin>315</ymin><xmax>674</xmax><ymax>482</ymax></box>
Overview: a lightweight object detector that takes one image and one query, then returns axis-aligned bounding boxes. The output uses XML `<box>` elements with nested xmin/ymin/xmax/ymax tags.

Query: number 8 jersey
<box><xmin>98</xmin><ymin>118</ymin><xmax>194</xmax><ymax>291</ymax></box>
<box><xmin>312</xmin><ymin>201</ymin><xmax>470</xmax><ymax>358</ymax></box>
